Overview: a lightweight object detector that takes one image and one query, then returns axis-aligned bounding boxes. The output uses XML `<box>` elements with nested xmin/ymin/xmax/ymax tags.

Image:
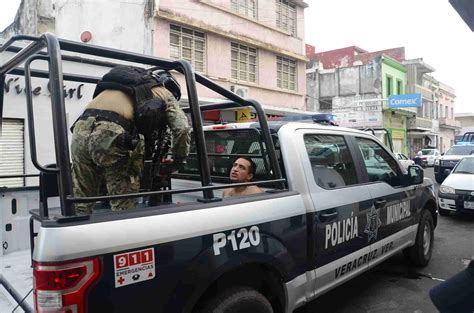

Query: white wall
<box><xmin>52</xmin><ymin>0</ymin><xmax>155</xmax><ymax>54</ymax></box>
<box><xmin>1</xmin><ymin>49</ymin><xmax>111</xmax><ymax>186</ymax></box>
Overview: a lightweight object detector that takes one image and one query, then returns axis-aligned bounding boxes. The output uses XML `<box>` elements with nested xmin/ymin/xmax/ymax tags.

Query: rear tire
<box><xmin>403</xmin><ymin>209</ymin><xmax>434</xmax><ymax>267</ymax></box>
<box><xmin>199</xmin><ymin>287</ymin><xmax>273</xmax><ymax>313</ymax></box>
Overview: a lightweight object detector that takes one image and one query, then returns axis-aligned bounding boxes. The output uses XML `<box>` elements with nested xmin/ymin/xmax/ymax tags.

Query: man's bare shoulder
<box><xmin>222</xmin><ymin>188</ymin><xmax>232</xmax><ymax>197</ymax></box>
<box><xmin>246</xmin><ymin>185</ymin><xmax>264</xmax><ymax>195</ymax></box>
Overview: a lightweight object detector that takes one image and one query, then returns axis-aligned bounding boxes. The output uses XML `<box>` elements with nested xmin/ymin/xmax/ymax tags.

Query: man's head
<box><xmin>229</xmin><ymin>157</ymin><xmax>256</xmax><ymax>183</ymax></box>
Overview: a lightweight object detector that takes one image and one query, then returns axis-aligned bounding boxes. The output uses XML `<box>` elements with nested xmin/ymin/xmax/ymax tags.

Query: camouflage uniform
<box><xmin>71</xmin><ymin>117</ymin><xmax>145</xmax><ymax>214</ymax></box>
<box><xmin>151</xmin><ymin>86</ymin><xmax>190</xmax><ymax>160</ymax></box>
<box><xmin>71</xmin><ymin>86</ymin><xmax>190</xmax><ymax>214</ymax></box>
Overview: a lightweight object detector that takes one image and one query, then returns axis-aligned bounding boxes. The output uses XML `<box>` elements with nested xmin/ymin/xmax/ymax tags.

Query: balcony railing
<box><xmin>406</xmin><ymin>84</ymin><xmax>433</xmax><ymax>100</ymax></box>
<box><xmin>408</xmin><ymin>116</ymin><xmax>432</xmax><ymax>130</ymax></box>
<box><xmin>439</xmin><ymin>117</ymin><xmax>461</xmax><ymax>129</ymax></box>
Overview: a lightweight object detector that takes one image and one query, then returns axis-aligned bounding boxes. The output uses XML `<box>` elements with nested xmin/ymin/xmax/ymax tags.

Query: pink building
<box><xmin>155</xmin><ymin>0</ymin><xmax>309</xmax><ymax>120</ymax></box>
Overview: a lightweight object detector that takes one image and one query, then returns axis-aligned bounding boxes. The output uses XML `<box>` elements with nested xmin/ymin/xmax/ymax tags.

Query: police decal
<box><xmin>213</xmin><ymin>226</ymin><xmax>261</xmax><ymax>256</ymax></box>
<box><xmin>386</xmin><ymin>200</ymin><xmax>411</xmax><ymax>224</ymax></box>
<box><xmin>114</xmin><ymin>248</ymin><xmax>156</xmax><ymax>288</ymax></box>
<box><xmin>334</xmin><ymin>241</ymin><xmax>394</xmax><ymax>278</ymax></box>
<box><xmin>325</xmin><ymin>212</ymin><xmax>358</xmax><ymax>249</ymax></box>
<box><xmin>364</xmin><ymin>205</ymin><xmax>382</xmax><ymax>243</ymax></box>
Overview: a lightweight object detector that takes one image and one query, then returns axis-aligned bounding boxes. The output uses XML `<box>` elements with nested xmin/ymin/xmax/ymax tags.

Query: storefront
<box><xmin>0</xmin><ymin>50</ymin><xmax>107</xmax><ymax>187</ymax></box>
<box><xmin>383</xmin><ymin>110</ymin><xmax>412</xmax><ymax>155</ymax></box>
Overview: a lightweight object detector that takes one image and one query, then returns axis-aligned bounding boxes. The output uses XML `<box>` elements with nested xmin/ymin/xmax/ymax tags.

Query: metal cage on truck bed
<box><xmin>0</xmin><ymin>32</ymin><xmax>285</xmax><ymax>221</ymax></box>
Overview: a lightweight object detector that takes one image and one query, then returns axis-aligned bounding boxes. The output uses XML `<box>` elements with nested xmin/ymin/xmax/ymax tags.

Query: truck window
<box><xmin>304</xmin><ymin>134</ymin><xmax>358</xmax><ymax>189</ymax></box>
<box><xmin>179</xmin><ymin>129</ymin><xmax>274</xmax><ymax>182</ymax></box>
<box><xmin>355</xmin><ymin>137</ymin><xmax>403</xmax><ymax>187</ymax></box>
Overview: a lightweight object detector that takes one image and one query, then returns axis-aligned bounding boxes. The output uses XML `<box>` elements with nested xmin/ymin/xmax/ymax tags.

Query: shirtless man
<box><xmin>222</xmin><ymin>157</ymin><xmax>263</xmax><ymax>197</ymax></box>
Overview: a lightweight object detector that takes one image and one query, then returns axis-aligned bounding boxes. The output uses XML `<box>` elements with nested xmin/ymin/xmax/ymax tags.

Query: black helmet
<box><xmin>151</xmin><ymin>70</ymin><xmax>181</xmax><ymax>101</ymax></box>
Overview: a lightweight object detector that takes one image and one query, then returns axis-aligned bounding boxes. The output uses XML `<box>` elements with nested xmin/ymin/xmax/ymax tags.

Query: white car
<box><xmin>418</xmin><ymin>148</ymin><xmax>441</xmax><ymax>167</ymax></box>
<box><xmin>438</xmin><ymin>155</ymin><xmax>474</xmax><ymax>216</ymax></box>
<box><xmin>395</xmin><ymin>153</ymin><xmax>414</xmax><ymax>170</ymax></box>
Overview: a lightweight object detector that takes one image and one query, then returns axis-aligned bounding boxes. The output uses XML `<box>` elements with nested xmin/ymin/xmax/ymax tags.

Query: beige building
<box><xmin>456</xmin><ymin>113</ymin><xmax>474</xmax><ymax>139</ymax></box>
<box><xmin>436</xmin><ymin>81</ymin><xmax>459</xmax><ymax>152</ymax></box>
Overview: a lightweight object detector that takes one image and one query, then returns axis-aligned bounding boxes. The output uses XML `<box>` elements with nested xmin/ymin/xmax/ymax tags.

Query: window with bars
<box><xmin>231</xmin><ymin>42</ymin><xmax>258</xmax><ymax>83</ymax></box>
<box><xmin>170</xmin><ymin>24</ymin><xmax>206</xmax><ymax>73</ymax></box>
<box><xmin>277</xmin><ymin>56</ymin><xmax>296</xmax><ymax>91</ymax></box>
<box><xmin>231</xmin><ymin>0</ymin><xmax>257</xmax><ymax>18</ymax></box>
<box><xmin>276</xmin><ymin>0</ymin><xmax>296</xmax><ymax>36</ymax></box>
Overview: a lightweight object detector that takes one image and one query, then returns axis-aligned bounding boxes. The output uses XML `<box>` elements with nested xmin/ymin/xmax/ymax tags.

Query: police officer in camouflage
<box><xmin>71</xmin><ymin>66</ymin><xmax>190</xmax><ymax>214</ymax></box>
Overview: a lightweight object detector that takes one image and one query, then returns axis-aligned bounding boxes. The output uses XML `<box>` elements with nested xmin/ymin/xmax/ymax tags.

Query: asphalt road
<box><xmin>296</xmin><ymin>168</ymin><xmax>474</xmax><ymax>313</ymax></box>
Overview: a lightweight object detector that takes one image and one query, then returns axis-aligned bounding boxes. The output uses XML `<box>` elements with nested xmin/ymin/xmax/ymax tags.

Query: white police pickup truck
<box><xmin>0</xmin><ymin>34</ymin><xmax>437</xmax><ymax>313</ymax></box>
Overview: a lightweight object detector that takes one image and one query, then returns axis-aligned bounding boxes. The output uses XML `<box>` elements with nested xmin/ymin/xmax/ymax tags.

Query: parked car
<box><xmin>395</xmin><ymin>153</ymin><xmax>415</xmax><ymax>171</ymax></box>
<box><xmin>438</xmin><ymin>156</ymin><xmax>474</xmax><ymax>216</ymax></box>
<box><xmin>416</xmin><ymin>149</ymin><xmax>441</xmax><ymax>167</ymax></box>
<box><xmin>434</xmin><ymin>142</ymin><xmax>474</xmax><ymax>183</ymax></box>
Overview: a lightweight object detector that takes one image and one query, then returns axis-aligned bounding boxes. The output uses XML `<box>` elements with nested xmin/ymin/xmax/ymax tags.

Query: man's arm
<box><xmin>160</xmin><ymin>88</ymin><xmax>191</xmax><ymax>162</ymax></box>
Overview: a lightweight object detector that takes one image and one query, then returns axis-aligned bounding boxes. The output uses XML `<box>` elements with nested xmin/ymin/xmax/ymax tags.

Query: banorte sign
<box><xmin>4</xmin><ymin>76</ymin><xmax>85</xmax><ymax>100</ymax></box>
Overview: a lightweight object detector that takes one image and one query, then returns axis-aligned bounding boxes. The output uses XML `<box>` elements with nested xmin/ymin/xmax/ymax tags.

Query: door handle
<box><xmin>320</xmin><ymin>211</ymin><xmax>338</xmax><ymax>221</ymax></box>
<box><xmin>374</xmin><ymin>200</ymin><xmax>387</xmax><ymax>207</ymax></box>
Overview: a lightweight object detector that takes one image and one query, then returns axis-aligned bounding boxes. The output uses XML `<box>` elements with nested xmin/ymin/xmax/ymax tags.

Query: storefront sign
<box><xmin>388</xmin><ymin>94</ymin><xmax>421</xmax><ymax>108</ymax></box>
<box><xmin>333</xmin><ymin>99</ymin><xmax>383</xmax><ymax>128</ymax></box>
<box><xmin>4</xmin><ymin>76</ymin><xmax>84</xmax><ymax>100</ymax></box>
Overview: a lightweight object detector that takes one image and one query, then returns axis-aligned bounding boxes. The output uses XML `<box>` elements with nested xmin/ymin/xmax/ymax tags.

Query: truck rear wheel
<box><xmin>200</xmin><ymin>287</ymin><xmax>273</xmax><ymax>313</ymax></box>
<box><xmin>403</xmin><ymin>209</ymin><xmax>434</xmax><ymax>267</ymax></box>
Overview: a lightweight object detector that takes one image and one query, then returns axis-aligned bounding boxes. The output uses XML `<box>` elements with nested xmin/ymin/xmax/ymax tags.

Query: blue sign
<box><xmin>388</xmin><ymin>93</ymin><xmax>422</xmax><ymax>108</ymax></box>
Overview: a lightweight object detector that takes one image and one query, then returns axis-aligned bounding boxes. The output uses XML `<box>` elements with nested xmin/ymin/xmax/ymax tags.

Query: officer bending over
<box><xmin>223</xmin><ymin>157</ymin><xmax>263</xmax><ymax>197</ymax></box>
<box><xmin>71</xmin><ymin>66</ymin><xmax>190</xmax><ymax>214</ymax></box>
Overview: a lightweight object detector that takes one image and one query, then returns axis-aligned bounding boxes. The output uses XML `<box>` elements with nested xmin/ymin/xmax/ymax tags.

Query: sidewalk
<box><xmin>0</xmin><ymin>249</ymin><xmax>34</xmax><ymax>312</ymax></box>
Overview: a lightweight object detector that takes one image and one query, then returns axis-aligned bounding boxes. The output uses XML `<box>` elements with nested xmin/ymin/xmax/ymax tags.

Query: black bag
<box><xmin>134</xmin><ymin>97</ymin><xmax>167</xmax><ymax>139</ymax></box>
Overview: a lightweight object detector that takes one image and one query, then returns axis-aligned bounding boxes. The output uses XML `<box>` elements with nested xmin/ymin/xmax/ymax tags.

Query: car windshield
<box><xmin>421</xmin><ymin>149</ymin><xmax>434</xmax><ymax>155</ymax></box>
<box><xmin>445</xmin><ymin>145</ymin><xmax>474</xmax><ymax>156</ymax></box>
<box><xmin>453</xmin><ymin>158</ymin><xmax>474</xmax><ymax>174</ymax></box>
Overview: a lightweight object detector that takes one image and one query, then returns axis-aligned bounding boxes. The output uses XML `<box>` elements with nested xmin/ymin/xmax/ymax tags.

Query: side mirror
<box><xmin>441</xmin><ymin>153</ymin><xmax>445</xmax><ymax>156</ymax></box>
<box><xmin>408</xmin><ymin>165</ymin><xmax>424</xmax><ymax>185</ymax></box>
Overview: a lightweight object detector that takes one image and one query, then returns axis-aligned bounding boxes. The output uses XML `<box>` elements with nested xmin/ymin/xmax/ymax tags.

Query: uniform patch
<box><xmin>114</xmin><ymin>248</ymin><xmax>155</xmax><ymax>288</ymax></box>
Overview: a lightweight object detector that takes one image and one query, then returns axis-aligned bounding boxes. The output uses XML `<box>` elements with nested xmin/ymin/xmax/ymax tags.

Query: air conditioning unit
<box><xmin>230</xmin><ymin>85</ymin><xmax>249</xmax><ymax>98</ymax></box>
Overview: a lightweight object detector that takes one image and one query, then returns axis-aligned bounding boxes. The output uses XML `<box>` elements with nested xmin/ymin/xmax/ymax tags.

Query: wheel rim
<box><xmin>423</xmin><ymin>223</ymin><xmax>431</xmax><ymax>256</ymax></box>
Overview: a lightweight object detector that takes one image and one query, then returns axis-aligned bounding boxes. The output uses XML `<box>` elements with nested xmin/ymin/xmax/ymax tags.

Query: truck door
<box><xmin>296</xmin><ymin>130</ymin><xmax>373</xmax><ymax>296</ymax></box>
<box><xmin>352</xmin><ymin>136</ymin><xmax>417</xmax><ymax>266</ymax></box>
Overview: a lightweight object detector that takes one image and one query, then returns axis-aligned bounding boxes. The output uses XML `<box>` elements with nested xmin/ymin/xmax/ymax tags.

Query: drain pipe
<box><xmin>0</xmin><ymin>274</ymin><xmax>33</xmax><ymax>313</ymax></box>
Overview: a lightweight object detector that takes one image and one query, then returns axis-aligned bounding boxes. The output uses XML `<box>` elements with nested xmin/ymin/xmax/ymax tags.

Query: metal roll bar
<box><xmin>0</xmin><ymin>33</ymin><xmax>285</xmax><ymax>217</ymax></box>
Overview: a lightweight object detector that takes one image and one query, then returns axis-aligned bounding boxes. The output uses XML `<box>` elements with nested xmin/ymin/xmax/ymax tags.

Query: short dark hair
<box><xmin>234</xmin><ymin>156</ymin><xmax>257</xmax><ymax>176</ymax></box>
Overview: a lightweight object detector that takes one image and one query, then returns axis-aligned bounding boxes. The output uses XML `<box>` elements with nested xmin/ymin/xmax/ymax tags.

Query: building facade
<box><xmin>155</xmin><ymin>0</ymin><xmax>308</xmax><ymax>120</ymax></box>
<box><xmin>306</xmin><ymin>46</ymin><xmax>412</xmax><ymax>154</ymax></box>
<box><xmin>437</xmin><ymin>81</ymin><xmax>458</xmax><ymax>152</ymax></box>
<box><xmin>1</xmin><ymin>0</ymin><xmax>156</xmax><ymax>54</ymax></box>
<box><xmin>2</xmin><ymin>0</ymin><xmax>309</xmax><ymax>121</ymax></box>
<box><xmin>403</xmin><ymin>59</ymin><xmax>460</xmax><ymax>154</ymax></box>
<box><xmin>307</xmin><ymin>47</ymin><xmax>460</xmax><ymax>157</ymax></box>
<box><xmin>455</xmin><ymin>113</ymin><xmax>474</xmax><ymax>140</ymax></box>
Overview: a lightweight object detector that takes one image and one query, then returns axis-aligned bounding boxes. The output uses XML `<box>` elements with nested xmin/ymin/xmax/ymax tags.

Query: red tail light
<box><xmin>33</xmin><ymin>257</ymin><xmax>101</xmax><ymax>313</ymax></box>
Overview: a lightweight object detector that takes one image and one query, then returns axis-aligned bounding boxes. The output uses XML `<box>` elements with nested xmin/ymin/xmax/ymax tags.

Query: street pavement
<box><xmin>297</xmin><ymin>167</ymin><xmax>474</xmax><ymax>313</ymax></box>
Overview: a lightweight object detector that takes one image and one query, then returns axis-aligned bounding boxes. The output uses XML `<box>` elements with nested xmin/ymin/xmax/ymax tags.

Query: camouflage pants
<box><xmin>71</xmin><ymin>117</ymin><xmax>144</xmax><ymax>214</ymax></box>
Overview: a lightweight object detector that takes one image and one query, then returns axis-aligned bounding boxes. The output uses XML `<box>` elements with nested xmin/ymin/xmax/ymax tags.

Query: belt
<box><xmin>71</xmin><ymin>109</ymin><xmax>134</xmax><ymax>133</ymax></box>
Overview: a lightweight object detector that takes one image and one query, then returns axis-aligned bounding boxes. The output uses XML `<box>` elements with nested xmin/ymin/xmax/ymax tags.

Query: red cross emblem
<box><xmin>117</xmin><ymin>276</ymin><xmax>125</xmax><ymax>285</ymax></box>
